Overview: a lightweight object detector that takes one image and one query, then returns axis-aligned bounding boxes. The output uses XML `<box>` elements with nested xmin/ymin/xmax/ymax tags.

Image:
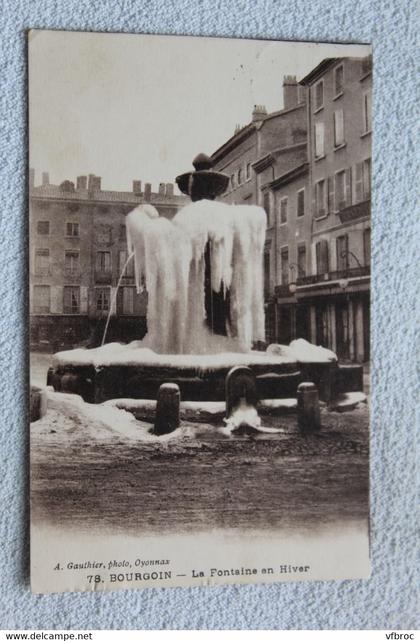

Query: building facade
<box><xmin>29</xmin><ymin>172</ymin><xmax>189</xmax><ymax>349</ymax></box>
<box><xmin>212</xmin><ymin>59</ymin><xmax>371</xmax><ymax>361</ymax></box>
<box><xmin>294</xmin><ymin>56</ymin><xmax>372</xmax><ymax>362</ymax></box>
<box><xmin>211</xmin><ymin>76</ymin><xmax>308</xmax><ymax>341</ymax></box>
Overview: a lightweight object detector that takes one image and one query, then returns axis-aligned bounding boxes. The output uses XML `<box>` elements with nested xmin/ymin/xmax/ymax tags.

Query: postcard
<box><xmin>29</xmin><ymin>29</ymin><xmax>371</xmax><ymax>593</ymax></box>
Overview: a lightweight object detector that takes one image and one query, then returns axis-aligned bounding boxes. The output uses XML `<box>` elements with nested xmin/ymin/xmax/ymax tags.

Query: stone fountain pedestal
<box><xmin>47</xmin><ymin>348</ymin><xmax>362</xmax><ymax>405</ymax></box>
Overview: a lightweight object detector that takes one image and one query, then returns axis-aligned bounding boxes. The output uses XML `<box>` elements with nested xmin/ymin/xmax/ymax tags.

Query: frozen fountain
<box><xmin>47</xmin><ymin>154</ymin><xmax>364</xmax><ymax>429</ymax></box>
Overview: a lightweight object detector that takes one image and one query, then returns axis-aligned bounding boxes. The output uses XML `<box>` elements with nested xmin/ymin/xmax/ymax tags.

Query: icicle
<box><xmin>126</xmin><ymin>200</ymin><xmax>266</xmax><ymax>354</ymax></box>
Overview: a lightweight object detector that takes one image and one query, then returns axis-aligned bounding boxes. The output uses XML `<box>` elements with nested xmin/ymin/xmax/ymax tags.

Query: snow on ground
<box><xmin>32</xmin><ymin>390</ymin><xmax>177</xmax><ymax>443</ymax></box>
<box><xmin>106</xmin><ymin>397</ymin><xmax>297</xmax><ymax>418</ymax></box>
<box><xmin>331</xmin><ymin>392</ymin><xmax>367</xmax><ymax>412</ymax></box>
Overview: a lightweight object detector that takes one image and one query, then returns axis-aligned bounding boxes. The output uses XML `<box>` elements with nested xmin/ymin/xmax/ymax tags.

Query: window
<box><xmin>297</xmin><ymin>244</ymin><xmax>306</xmax><ymax>277</ymax></box>
<box><xmin>34</xmin><ymin>249</ymin><xmax>49</xmax><ymax>274</ymax></box>
<box><xmin>353</xmin><ymin>163</ymin><xmax>364</xmax><ymax>203</ymax></box>
<box><xmin>314</xmin><ymin>122</ymin><xmax>325</xmax><ymax>158</ymax></box>
<box><xmin>353</xmin><ymin>159</ymin><xmax>371</xmax><ymax>202</ymax></box>
<box><xmin>63</xmin><ymin>286</ymin><xmax>80</xmax><ymax>314</ymax></box>
<box><xmin>96</xmin><ymin>288</ymin><xmax>110</xmax><ymax>312</ymax></box>
<box><xmin>315</xmin><ymin>179</ymin><xmax>327</xmax><ymax>217</ymax></box>
<box><xmin>231</xmin><ymin>174</ymin><xmax>236</xmax><ymax>189</ymax></box>
<box><xmin>363</xmin><ymin>228</ymin><xmax>371</xmax><ymax>266</ymax></box>
<box><xmin>118</xmin><ymin>249</ymin><xmax>134</xmax><ymax>277</ymax></box>
<box><xmin>280</xmin><ymin>247</ymin><xmax>289</xmax><ymax>285</ymax></box>
<box><xmin>246</xmin><ymin>163</ymin><xmax>251</xmax><ymax>180</ymax></box>
<box><xmin>237</xmin><ymin>168</ymin><xmax>242</xmax><ymax>185</ymax></box>
<box><xmin>96</xmin><ymin>251</ymin><xmax>111</xmax><ymax>272</ymax></box>
<box><xmin>334</xmin><ymin>109</ymin><xmax>345</xmax><ymax>147</ymax></box>
<box><xmin>33</xmin><ymin>285</ymin><xmax>50</xmax><ymax>314</ymax></box>
<box><xmin>334</xmin><ymin>170</ymin><xmax>346</xmax><ymax>211</ymax></box>
<box><xmin>363</xmin><ymin>90</ymin><xmax>372</xmax><ymax>133</ymax></box>
<box><xmin>280</xmin><ymin>198</ymin><xmax>288</xmax><ymax>224</ymax></box>
<box><xmin>66</xmin><ymin>222</ymin><xmax>79</xmax><ymax>237</ymax></box>
<box><xmin>119</xmin><ymin>224</ymin><xmax>126</xmax><ymax>241</ymax></box>
<box><xmin>316</xmin><ymin>240</ymin><xmax>329</xmax><ymax>274</ymax></box>
<box><xmin>297</xmin><ymin>189</ymin><xmax>305</xmax><ymax>217</ymax></box>
<box><xmin>263</xmin><ymin>192</ymin><xmax>271</xmax><ymax>225</ymax></box>
<box><xmin>363</xmin><ymin>158</ymin><xmax>371</xmax><ymax>198</ymax></box>
<box><xmin>37</xmin><ymin>221</ymin><xmax>50</xmax><ymax>235</ymax></box>
<box><xmin>336</xmin><ymin>235</ymin><xmax>349</xmax><ymax>271</ymax></box>
<box><xmin>334</xmin><ymin>65</ymin><xmax>344</xmax><ymax>96</ymax></box>
<box><xmin>65</xmin><ymin>250</ymin><xmax>79</xmax><ymax>274</ymax></box>
<box><xmin>121</xmin><ymin>287</ymin><xmax>134</xmax><ymax>315</ymax></box>
<box><xmin>314</xmin><ymin>80</ymin><xmax>324</xmax><ymax>111</ymax></box>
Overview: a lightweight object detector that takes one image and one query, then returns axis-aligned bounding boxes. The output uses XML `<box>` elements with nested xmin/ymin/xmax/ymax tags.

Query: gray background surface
<box><xmin>0</xmin><ymin>0</ymin><xmax>417</xmax><ymax>630</ymax></box>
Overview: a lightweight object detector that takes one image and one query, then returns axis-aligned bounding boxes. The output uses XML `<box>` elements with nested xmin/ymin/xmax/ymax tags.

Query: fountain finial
<box><xmin>176</xmin><ymin>153</ymin><xmax>229</xmax><ymax>202</ymax></box>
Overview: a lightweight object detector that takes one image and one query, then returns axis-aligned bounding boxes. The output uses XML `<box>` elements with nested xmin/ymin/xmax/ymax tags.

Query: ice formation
<box><xmin>126</xmin><ymin>200</ymin><xmax>266</xmax><ymax>354</ymax></box>
<box><xmin>267</xmin><ymin>339</ymin><xmax>337</xmax><ymax>363</ymax></box>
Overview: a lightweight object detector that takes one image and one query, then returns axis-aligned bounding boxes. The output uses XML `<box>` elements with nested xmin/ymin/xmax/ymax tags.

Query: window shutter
<box><xmin>354</xmin><ymin>163</ymin><xmax>363</xmax><ymax>203</ymax></box>
<box><xmin>116</xmin><ymin>288</ymin><xmax>123</xmax><ymax>315</ymax></box>
<box><xmin>80</xmin><ymin>286</ymin><xmax>88</xmax><ymax>313</ymax></box>
<box><xmin>364</xmin><ymin>228</ymin><xmax>371</xmax><ymax>266</ymax></box>
<box><xmin>312</xmin><ymin>184</ymin><xmax>317</xmax><ymax>217</ymax></box>
<box><xmin>336</xmin><ymin>235</ymin><xmax>349</xmax><ymax>271</ymax></box>
<box><xmin>316</xmin><ymin>240</ymin><xmax>329</xmax><ymax>274</ymax></box>
<box><xmin>322</xmin><ymin>240</ymin><xmax>329</xmax><ymax>273</ymax></box>
<box><xmin>334</xmin><ymin>110</ymin><xmax>344</xmax><ymax>146</ymax></box>
<box><xmin>63</xmin><ymin>287</ymin><xmax>70</xmax><ymax>310</ymax></box>
<box><xmin>315</xmin><ymin>122</ymin><xmax>324</xmax><ymax>157</ymax></box>
<box><xmin>345</xmin><ymin>168</ymin><xmax>352</xmax><ymax>206</ymax></box>
<box><xmin>363</xmin><ymin>158</ymin><xmax>371</xmax><ymax>198</ymax></box>
<box><xmin>328</xmin><ymin>176</ymin><xmax>335</xmax><ymax>214</ymax></box>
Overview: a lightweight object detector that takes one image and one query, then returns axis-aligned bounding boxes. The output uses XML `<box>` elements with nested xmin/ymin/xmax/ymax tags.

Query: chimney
<box><xmin>158</xmin><ymin>183</ymin><xmax>165</xmax><ymax>196</ymax></box>
<box><xmin>234</xmin><ymin>124</ymin><xmax>242</xmax><ymax>135</ymax></box>
<box><xmin>283</xmin><ymin>75</ymin><xmax>298</xmax><ymax>109</ymax></box>
<box><xmin>77</xmin><ymin>175</ymin><xmax>87</xmax><ymax>190</ymax></box>
<box><xmin>88</xmin><ymin>174</ymin><xmax>101</xmax><ymax>191</ymax></box>
<box><xmin>42</xmin><ymin>171</ymin><xmax>49</xmax><ymax>186</ymax></box>
<box><xmin>29</xmin><ymin>168</ymin><xmax>35</xmax><ymax>188</ymax></box>
<box><xmin>252</xmin><ymin>105</ymin><xmax>267</xmax><ymax>122</ymax></box>
<box><xmin>165</xmin><ymin>183</ymin><xmax>174</xmax><ymax>197</ymax></box>
<box><xmin>133</xmin><ymin>180</ymin><xmax>142</xmax><ymax>195</ymax></box>
<box><xmin>144</xmin><ymin>183</ymin><xmax>152</xmax><ymax>202</ymax></box>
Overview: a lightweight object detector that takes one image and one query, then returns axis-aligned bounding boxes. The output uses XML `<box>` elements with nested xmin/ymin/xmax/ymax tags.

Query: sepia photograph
<box><xmin>29</xmin><ymin>30</ymin><xmax>372</xmax><ymax>593</ymax></box>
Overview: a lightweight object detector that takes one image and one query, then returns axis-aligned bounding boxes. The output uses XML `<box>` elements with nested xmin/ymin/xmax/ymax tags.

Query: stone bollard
<box><xmin>225</xmin><ymin>366</ymin><xmax>258</xmax><ymax>418</ymax></box>
<box><xmin>154</xmin><ymin>383</ymin><xmax>181</xmax><ymax>435</ymax></box>
<box><xmin>30</xmin><ymin>386</ymin><xmax>47</xmax><ymax>422</ymax></box>
<box><xmin>297</xmin><ymin>382</ymin><xmax>321</xmax><ymax>434</ymax></box>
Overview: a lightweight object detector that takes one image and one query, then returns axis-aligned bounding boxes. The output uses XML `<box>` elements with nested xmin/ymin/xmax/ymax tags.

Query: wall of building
<box><xmin>295</xmin><ymin>55</ymin><xmax>372</xmax><ymax>362</ymax></box>
<box><xmin>212</xmin><ymin>128</ymin><xmax>258</xmax><ymax>205</ymax></box>
<box><xmin>29</xmin><ymin>175</ymin><xmax>188</xmax><ymax>349</ymax></box>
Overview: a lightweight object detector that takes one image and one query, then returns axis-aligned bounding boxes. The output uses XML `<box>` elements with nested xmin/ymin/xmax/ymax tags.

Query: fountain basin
<box><xmin>46</xmin><ymin>341</ymin><xmax>363</xmax><ymax>404</ymax></box>
<box><xmin>47</xmin><ymin>346</ymin><xmax>300</xmax><ymax>403</ymax></box>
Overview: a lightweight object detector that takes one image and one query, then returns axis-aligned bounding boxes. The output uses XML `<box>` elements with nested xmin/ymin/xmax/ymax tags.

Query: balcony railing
<box><xmin>296</xmin><ymin>265</ymin><xmax>370</xmax><ymax>287</ymax></box>
<box><xmin>338</xmin><ymin>199</ymin><xmax>370</xmax><ymax>224</ymax></box>
<box><xmin>274</xmin><ymin>284</ymin><xmax>292</xmax><ymax>298</ymax></box>
<box><xmin>94</xmin><ymin>270</ymin><xmax>112</xmax><ymax>284</ymax></box>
